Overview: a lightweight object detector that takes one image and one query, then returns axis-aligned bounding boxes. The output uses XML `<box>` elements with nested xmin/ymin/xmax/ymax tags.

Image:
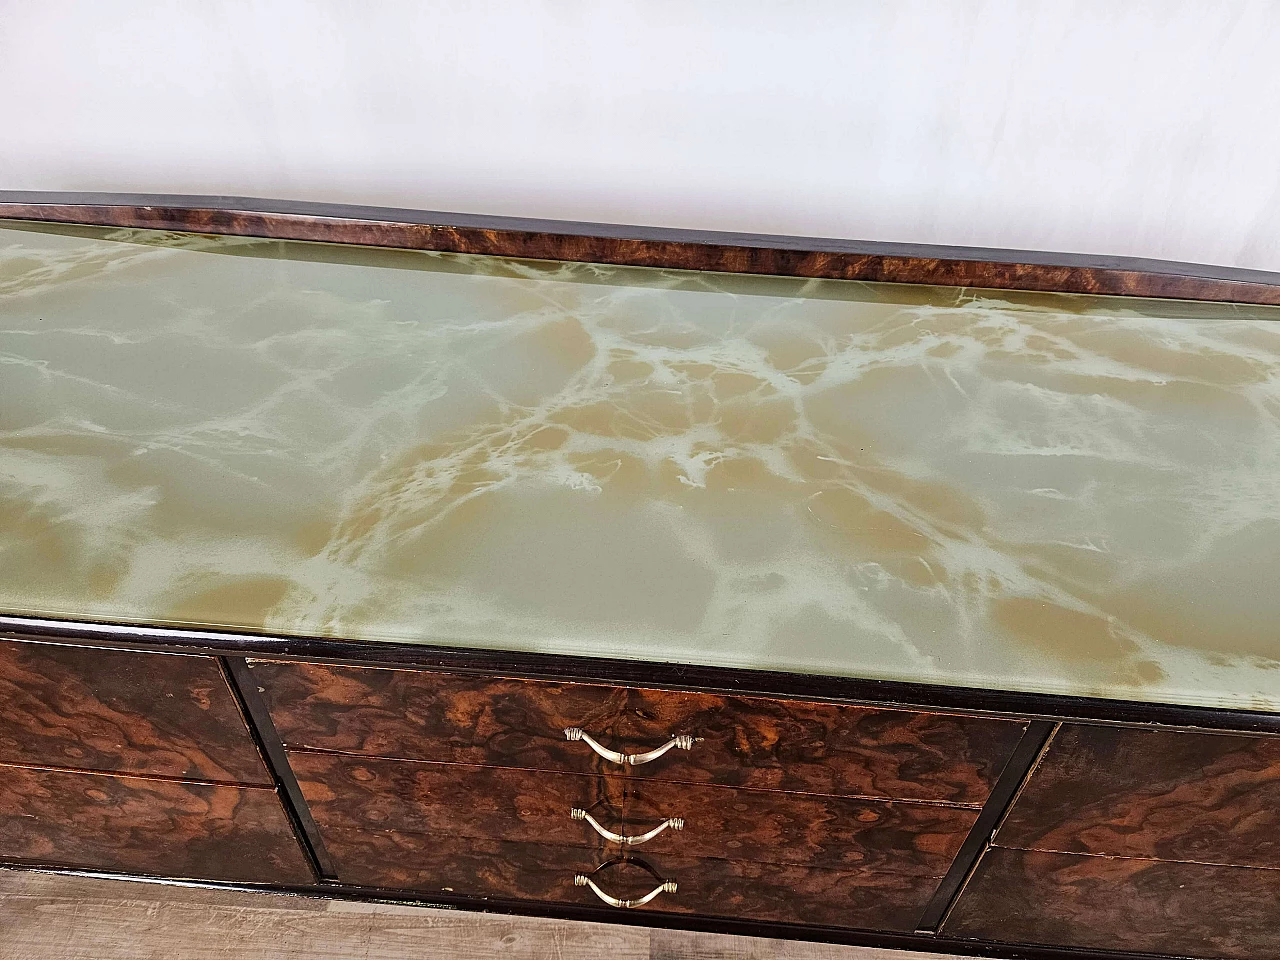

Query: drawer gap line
<box><xmin>989</xmin><ymin>842</ymin><xmax>1280</xmax><ymax>873</ymax></box>
<box><xmin>0</xmin><ymin>759</ymin><xmax>272</xmax><ymax>790</ymax></box>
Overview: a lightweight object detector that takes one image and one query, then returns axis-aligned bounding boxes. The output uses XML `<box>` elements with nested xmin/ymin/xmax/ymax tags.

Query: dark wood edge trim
<box><xmin>3</xmin><ymin>191</ymin><xmax>1279</xmax><ymax>305</ymax></box>
<box><xmin>219</xmin><ymin>657</ymin><xmax>338</xmax><ymax>881</ymax></box>
<box><xmin>914</xmin><ymin>720</ymin><xmax>1059</xmax><ymax>932</ymax></box>
<box><xmin>0</xmin><ymin>863</ymin><xmax>1195</xmax><ymax>960</ymax></box>
<box><xmin>2</xmin><ymin>615</ymin><xmax>1278</xmax><ymax>735</ymax></box>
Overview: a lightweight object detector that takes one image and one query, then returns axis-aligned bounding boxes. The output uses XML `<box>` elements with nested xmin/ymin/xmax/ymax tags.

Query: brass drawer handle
<box><xmin>563</xmin><ymin>727</ymin><xmax>696</xmax><ymax>766</ymax></box>
<box><xmin>571</xmin><ymin>807</ymin><xmax>684</xmax><ymax>846</ymax></box>
<box><xmin>575</xmin><ymin>873</ymin><xmax>677</xmax><ymax>909</ymax></box>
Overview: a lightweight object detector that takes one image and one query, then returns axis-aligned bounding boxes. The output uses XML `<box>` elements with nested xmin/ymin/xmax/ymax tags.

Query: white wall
<box><xmin>3</xmin><ymin>0</ymin><xmax>1279</xmax><ymax>270</ymax></box>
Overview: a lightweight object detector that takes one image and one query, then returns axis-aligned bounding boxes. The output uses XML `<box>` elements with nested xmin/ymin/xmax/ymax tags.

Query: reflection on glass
<box><xmin>2</xmin><ymin>222</ymin><xmax>1278</xmax><ymax>710</ymax></box>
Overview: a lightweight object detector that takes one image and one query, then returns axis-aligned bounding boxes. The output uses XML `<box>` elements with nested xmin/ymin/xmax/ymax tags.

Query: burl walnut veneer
<box><xmin>0</xmin><ymin>763</ymin><xmax>312</xmax><ymax>885</ymax></box>
<box><xmin>250</xmin><ymin>660</ymin><xmax>1025</xmax><ymax>804</ymax></box>
<box><xmin>253</xmin><ymin>659</ymin><xmax>1019</xmax><ymax>930</ymax></box>
<box><xmin>297</xmin><ymin>829</ymin><xmax>943</xmax><ymax>932</ymax></box>
<box><xmin>0</xmin><ymin>639</ymin><xmax>312</xmax><ymax>886</ymax></box>
<box><xmin>994</xmin><ymin>724</ymin><xmax>1280</xmax><ymax>868</ymax></box>
<box><xmin>0</xmin><ymin>641</ymin><xmax>270</xmax><ymax>784</ymax></box>
<box><xmin>945</xmin><ymin>848</ymin><xmax>1280</xmax><ymax>960</ymax></box>
<box><xmin>943</xmin><ymin>724</ymin><xmax>1280</xmax><ymax>959</ymax></box>
<box><xmin>288</xmin><ymin>751</ymin><xmax>980</xmax><ymax>874</ymax></box>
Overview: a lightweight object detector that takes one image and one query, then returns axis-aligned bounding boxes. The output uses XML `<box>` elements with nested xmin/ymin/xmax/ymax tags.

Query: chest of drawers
<box><xmin>245</xmin><ymin>659</ymin><xmax>1025</xmax><ymax>928</ymax></box>
<box><xmin>6</xmin><ymin>627</ymin><xmax>1279</xmax><ymax>960</ymax></box>
<box><xmin>2</xmin><ymin>193</ymin><xmax>1280</xmax><ymax>960</ymax></box>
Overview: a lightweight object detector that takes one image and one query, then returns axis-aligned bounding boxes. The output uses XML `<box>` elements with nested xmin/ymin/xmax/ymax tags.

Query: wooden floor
<box><xmin>0</xmin><ymin>869</ymin><xmax>956</xmax><ymax>960</ymax></box>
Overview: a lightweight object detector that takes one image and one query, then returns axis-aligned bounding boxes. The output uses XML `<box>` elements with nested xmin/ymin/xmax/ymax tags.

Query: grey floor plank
<box><xmin>649</xmin><ymin>928</ymin><xmax>956</xmax><ymax>960</ymax></box>
<box><xmin>0</xmin><ymin>868</ymin><xmax>956</xmax><ymax>960</ymax></box>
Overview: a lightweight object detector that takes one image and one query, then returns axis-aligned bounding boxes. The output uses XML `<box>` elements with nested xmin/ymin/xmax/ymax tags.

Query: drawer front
<box><xmin>996</xmin><ymin>724</ymin><xmax>1280</xmax><ymax>869</ymax></box>
<box><xmin>290</xmin><ymin>751</ymin><xmax>610</xmax><ymax>854</ymax></box>
<box><xmin>0</xmin><ymin>762</ymin><xmax>313</xmax><ymax>885</ymax></box>
<box><xmin>251</xmin><ymin>660</ymin><xmax>627</xmax><ymax>775</ymax></box>
<box><xmin>944</xmin><ymin>847</ymin><xmax>1280</xmax><ymax>960</ymax></box>
<box><xmin>604</xmin><ymin>688</ymin><xmax>1024</xmax><ymax>804</ymax></box>
<box><xmin>255</xmin><ymin>659</ymin><xmax>1023</xmax><ymax>804</ymax></box>
<box><xmin>309</xmin><ymin>828</ymin><xmax>939</xmax><ymax>931</ymax></box>
<box><xmin>290</xmin><ymin>750</ymin><xmax>977</xmax><ymax>875</ymax></box>
<box><xmin>602</xmin><ymin>776</ymin><xmax>975</xmax><ymax>873</ymax></box>
<box><xmin>0</xmin><ymin>640</ymin><xmax>270</xmax><ymax>784</ymax></box>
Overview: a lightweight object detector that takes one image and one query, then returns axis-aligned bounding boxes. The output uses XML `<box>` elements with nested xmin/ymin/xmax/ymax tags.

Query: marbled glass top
<box><xmin>3</xmin><ymin>222</ymin><xmax>1279</xmax><ymax>710</ymax></box>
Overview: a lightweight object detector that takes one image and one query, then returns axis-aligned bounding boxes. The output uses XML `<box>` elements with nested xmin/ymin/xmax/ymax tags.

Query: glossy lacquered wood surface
<box><xmin>602</xmin><ymin>776</ymin><xmax>976</xmax><ymax>874</ymax></box>
<box><xmin>251</xmin><ymin>660</ymin><xmax>627</xmax><ymax>774</ymax></box>
<box><xmin>0</xmin><ymin>640</ymin><xmax>270</xmax><ymax>784</ymax></box>
<box><xmin>252</xmin><ymin>661</ymin><xmax>1023</xmax><ymax>804</ymax></box>
<box><xmin>0</xmin><ymin>762</ymin><xmax>313</xmax><ymax>884</ymax></box>
<box><xmin>289</xmin><ymin>751</ymin><xmax>977</xmax><ymax>875</ymax></box>
<box><xmin>301</xmin><ymin>826</ymin><xmax>941</xmax><ymax>931</ymax></box>
<box><xmin>5</xmin><ymin>193</ymin><xmax>1280</xmax><ymax>305</ymax></box>
<box><xmin>996</xmin><ymin>724</ymin><xmax>1280</xmax><ymax>869</ymax></box>
<box><xmin>604</xmin><ymin>688</ymin><xmax>1023</xmax><ymax>806</ymax></box>
<box><xmin>944</xmin><ymin>847</ymin><xmax>1280</xmax><ymax>960</ymax></box>
<box><xmin>289</xmin><ymin>751</ymin><xmax>609</xmax><ymax>855</ymax></box>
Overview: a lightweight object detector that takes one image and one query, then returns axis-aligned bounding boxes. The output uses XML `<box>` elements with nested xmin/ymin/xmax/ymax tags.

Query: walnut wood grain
<box><xmin>0</xmin><ymin>640</ymin><xmax>270</xmax><ymax>784</ymax></box>
<box><xmin>0</xmin><ymin>762</ymin><xmax>313</xmax><ymax>884</ymax></box>
<box><xmin>3</xmin><ymin>194</ymin><xmax>1280</xmax><ymax>305</ymax></box>
<box><xmin>581</xmin><ymin>854</ymin><xmax>943</xmax><ymax>932</ymax></box>
<box><xmin>943</xmin><ymin>847</ymin><xmax>1280</xmax><ymax>960</ymax></box>
<box><xmin>306</xmin><ymin>824</ymin><xmax>940</xmax><ymax>931</ymax></box>
<box><xmin>251</xmin><ymin>660</ymin><xmax>627</xmax><ymax>776</ymax></box>
<box><xmin>253</xmin><ymin>661</ymin><xmax>1023</xmax><ymax>804</ymax></box>
<box><xmin>995</xmin><ymin>724</ymin><xmax>1280</xmax><ymax>869</ymax></box>
<box><xmin>615</xmin><ymin>777</ymin><xmax>975</xmax><ymax>875</ymax></box>
<box><xmin>607</xmin><ymin>689</ymin><xmax>1024</xmax><ymax>806</ymax></box>
<box><xmin>289</xmin><ymin>751</ymin><xmax>611</xmax><ymax>855</ymax></box>
<box><xmin>289</xmin><ymin>751</ymin><xmax>976</xmax><ymax>876</ymax></box>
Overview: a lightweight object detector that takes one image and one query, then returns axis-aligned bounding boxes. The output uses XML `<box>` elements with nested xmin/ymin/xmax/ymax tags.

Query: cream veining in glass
<box><xmin>2</xmin><ymin>222</ymin><xmax>1278</xmax><ymax>710</ymax></box>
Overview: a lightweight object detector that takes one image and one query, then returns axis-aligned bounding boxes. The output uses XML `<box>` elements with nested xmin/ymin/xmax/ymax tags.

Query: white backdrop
<box><xmin>2</xmin><ymin>0</ymin><xmax>1279</xmax><ymax>269</ymax></box>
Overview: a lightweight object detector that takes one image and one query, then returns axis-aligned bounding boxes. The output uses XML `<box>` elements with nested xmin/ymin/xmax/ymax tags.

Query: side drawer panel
<box><xmin>0</xmin><ymin>762</ymin><xmax>313</xmax><ymax>885</ymax></box>
<box><xmin>995</xmin><ymin>723</ymin><xmax>1280</xmax><ymax>869</ymax></box>
<box><xmin>0</xmin><ymin>640</ymin><xmax>270</xmax><ymax>784</ymax></box>
<box><xmin>944</xmin><ymin>847</ymin><xmax>1280</xmax><ymax>960</ymax></box>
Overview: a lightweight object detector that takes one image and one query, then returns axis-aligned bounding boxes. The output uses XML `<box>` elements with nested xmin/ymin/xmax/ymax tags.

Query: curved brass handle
<box><xmin>575</xmin><ymin>873</ymin><xmax>677</xmax><ymax>909</ymax></box>
<box><xmin>563</xmin><ymin>727</ymin><xmax>696</xmax><ymax>766</ymax></box>
<box><xmin>571</xmin><ymin>807</ymin><xmax>684</xmax><ymax>846</ymax></box>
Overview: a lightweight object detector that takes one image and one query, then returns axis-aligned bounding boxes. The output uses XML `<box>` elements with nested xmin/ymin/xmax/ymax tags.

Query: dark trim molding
<box><xmin>220</xmin><ymin>656</ymin><xmax>338</xmax><ymax>881</ymax></box>
<box><xmin>915</xmin><ymin>720</ymin><xmax>1058</xmax><ymax>933</ymax></box>
<box><xmin>0</xmin><ymin>862</ymin><xmax>1194</xmax><ymax>960</ymax></box>
<box><xmin>2</xmin><ymin>191</ymin><xmax>1279</xmax><ymax>305</ymax></box>
<box><xmin>2</xmin><ymin>615</ymin><xmax>1278</xmax><ymax>736</ymax></box>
